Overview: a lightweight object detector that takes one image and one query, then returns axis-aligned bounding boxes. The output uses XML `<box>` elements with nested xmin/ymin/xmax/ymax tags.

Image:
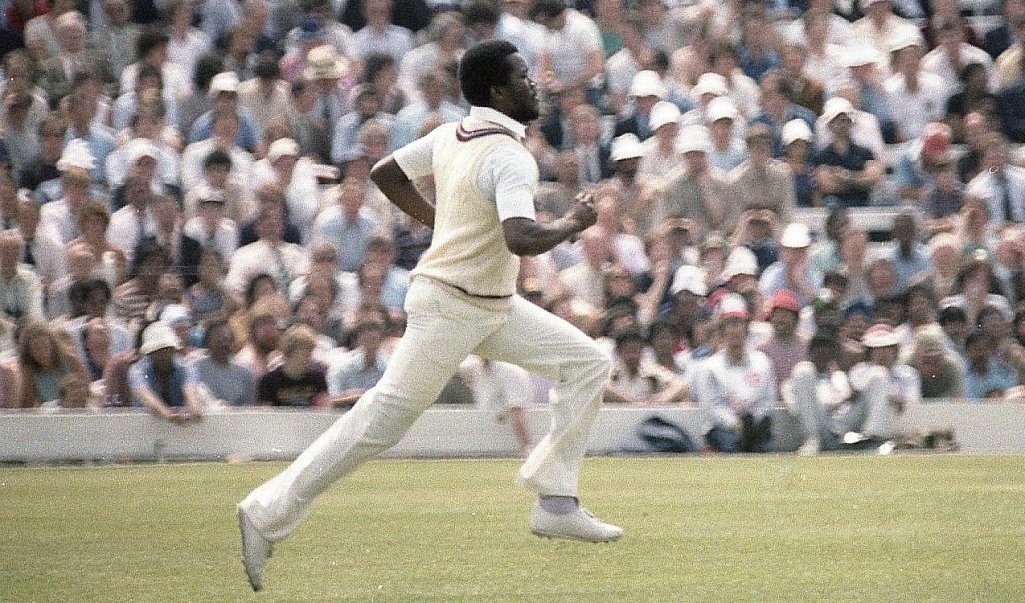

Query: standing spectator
<box><xmin>530</xmin><ymin>0</ymin><xmax>604</xmax><ymax>105</ymax></box>
<box><xmin>193</xmin><ymin>320</ymin><xmax>257</xmax><ymax>406</ymax></box>
<box><xmin>890</xmin><ymin>212</ymin><xmax>933</xmax><ymax>290</ymax></box>
<box><xmin>813</xmin><ymin>98</ymin><xmax>884</xmax><ymax>208</ymax></box>
<box><xmin>0</xmin><ymin>229</ymin><xmax>44</xmax><ymax>326</ymax></box>
<box><xmin>694</xmin><ymin>294</ymin><xmax>776</xmax><ymax>453</ymax></box>
<box><xmin>257</xmin><ymin>324</ymin><xmax>329</xmax><ymax>407</ymax></box>
<box><xmin>129</xmin><ymin>321</ymin><xmax>203</xmax><ymax>421</ymax></box>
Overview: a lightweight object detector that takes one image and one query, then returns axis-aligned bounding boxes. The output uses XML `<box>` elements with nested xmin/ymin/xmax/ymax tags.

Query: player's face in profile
<box><xmin>501</xmin><ymin>54</ymin><xmax>539</xmax><ymax>123</ymax></box>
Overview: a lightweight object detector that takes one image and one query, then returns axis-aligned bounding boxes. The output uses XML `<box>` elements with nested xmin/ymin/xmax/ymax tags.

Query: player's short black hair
<box><xmin>458</xmin><ymin>39</ymin><xmax>518</xmax><ymax>108</ymax></box>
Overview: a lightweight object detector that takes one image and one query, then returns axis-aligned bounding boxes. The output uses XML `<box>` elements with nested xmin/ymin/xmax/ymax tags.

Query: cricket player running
<box><xmin>236</xmin><ymin>40</ymin><xmax>622</xmax><ymax>591</ymax></box>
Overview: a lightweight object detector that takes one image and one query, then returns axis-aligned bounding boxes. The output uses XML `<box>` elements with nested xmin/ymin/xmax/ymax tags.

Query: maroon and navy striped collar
<box><xmin>455</xmin><ymin>122</ymin><xmax>517</xmax><ymax>142</ymax></box>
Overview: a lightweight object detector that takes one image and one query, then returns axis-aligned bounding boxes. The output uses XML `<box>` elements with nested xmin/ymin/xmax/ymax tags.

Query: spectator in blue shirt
<box><xmin>964</xmin><ymin>329</ymin><xmax>1018</xmax><ymax>400</ymax></box>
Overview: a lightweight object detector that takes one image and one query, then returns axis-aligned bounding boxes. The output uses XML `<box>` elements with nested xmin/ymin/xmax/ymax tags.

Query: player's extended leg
<box><xmin>474</xmin><ymin>296</ymin><xmax>621</xmax><ymax>542</ymax></box>
<box><xmin>237</xmin><ymin>280</ymin><xmax>504</xmax><ymax>588</ymax></box>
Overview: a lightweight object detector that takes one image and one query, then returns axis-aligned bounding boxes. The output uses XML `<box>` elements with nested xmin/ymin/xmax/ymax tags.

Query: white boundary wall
<box><xmin>1</xmin><ymin>403</ymin><xmax>1024</xmax><ymax>462</ymax></box>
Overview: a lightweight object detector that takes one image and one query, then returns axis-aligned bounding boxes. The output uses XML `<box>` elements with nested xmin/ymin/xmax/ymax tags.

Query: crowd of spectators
<box><xmin>0</xmin><ymin>0</ymin><xmax>1024</xmax><ymax>454</ymax></box>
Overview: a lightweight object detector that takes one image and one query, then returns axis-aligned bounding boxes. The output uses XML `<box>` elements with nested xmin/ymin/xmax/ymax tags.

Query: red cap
<box><xmin>767</xmin><ymin>288</ymin><xmax>801</xmax><ymax>316</ymax></box>
<box><xmin>921</xmin><ymin>122</ymin><xmax>951</xmax><ymax>160</ymax></box>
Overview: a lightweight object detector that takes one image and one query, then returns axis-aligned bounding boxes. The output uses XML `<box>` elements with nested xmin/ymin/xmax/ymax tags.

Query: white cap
<box><xmin>781</xmin><ymin>222</ymin><xmax>812</xmax><ymax>248</ymax></box>
<box><xmin>844</xmin><ymin>45</ymin><xmax>881</xmax><ymax>68</ymax></box>
<box><xmin>267</xmin><ymin>138</ymin><xmax>301</xmax><ymax>162</ymax></box>
<box><xmin>781</xmin><ymin>119</ymin><xmax>813</xmax><ymax>146</ymax></box>
<box><xmin>629</xmin><ymin>70</ymin><xmax>666</xmax><ymax>99</ymax></box>
<box><xmin>716</xmin><ymin>292</ymin><xmax>750</xmax><ymax>320</ymax></box>
<box><xmin>721</xmin><ymin>246</ymin><xmax>759</xmax><ymax>281</ymax></box>
<box><xmin>610</xmin><ymin>133</ymin><xmax>646</xmax><ymax>161</ymax></box>
<box><xmin>56</xmin><ymin>139</ymin><xmax>95</xmax><ymax>172</ymax></box>
<box><xmin>676</xmin><ymin>124</ymin><xmax>711</xmax><ymax>154</ymax></box>
<box><xmin>159</xmin><ymin>303</ymin><xmax>193</xmax><ymax>326</ymax></box>
<box><xmin>304</xmin><ymin>45</ymin><xmax>348</xmax><ymax>80</ymax></box>
<box><xmin>126</xmin><ymin>138</ymin><xmax>159</xmax><ymax>163</ymax></box>
<box><xmin>822</xmin><ymin>97</ymin><xmax>855</xmax><ymax>123</ymax></box>
<box><xmin>649</xmin><ymin>100</ymin><xmax>681</xmax><ymax>132</ymax></box>
<box><xmin>862</xmin><ymin>323</ymin><xmax>900</xmax><ymax>348</ymax></box>
<box><xmin>705</xmin><ymin>96</ymin><xmax>738</xmax><ymax>123</ymax></box>
<box><xmin>692</xmin><ymin>72</ymin><xmax>728</xmax><ymax>97</ymax></box>
<box><xmin>139</xmin><ymin>322</ymin><xmax>181</xmax><ymax>355</ymax></box>
<box><xmin>888</xmin><ymin>28</ymin><xmax>923</xmax><ymax>52</ymax></box>
<box><xmin>208</xmin><ymin>71</ymin><xmax>240</xmax><ymax>96</ymax></box>
<box><xmin>670</xmin><ymin>264</ymin><xmax>708</xmax><ymax>296</ymax></box>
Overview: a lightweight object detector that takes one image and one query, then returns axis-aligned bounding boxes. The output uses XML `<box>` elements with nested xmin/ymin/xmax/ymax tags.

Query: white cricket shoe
<box><xmin>237</xmin><ymin>506</ymin><xmax>272</xmax><ymax>591</ymax></box>
<box><xmin>530</xmin><ymin>505</ymin><xmax>623</xmax><ymax>542</ymax></box>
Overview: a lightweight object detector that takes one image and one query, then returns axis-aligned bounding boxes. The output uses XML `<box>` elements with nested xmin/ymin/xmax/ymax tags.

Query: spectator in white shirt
<box><xmin>922</xmin><ymin>19</ymin><xmax>995</xmax><ymax>99</ymax></box>
<box><xmin>351</xmin><ymin>0</ymin><xmax>414</xmax><ymax>64</ymax></box>
<box><xmin>252</xmin><ymin>138</ymin><xmax>320</xmax><ymax>239</ymax></box>
<box><xmin>0</xmin><ymin>229</ymin><xmax>44</xmax><ymax>327</ymax></box>
<box><xmin>884</xmin><ymin>34</ymin><xmax>947</xmax><ymax>141</ymax></box>
<box><xmin>180</xmin><ymin>110</ymin><xmax>255</xmax><ymax>192</ymax></box>
<box><xmin>965</xmin><ymin>133</ymin><xmax>1025</xmax><ymax>228</ymax></box>
<box><xmin>227</xmin><ymin>204</ymin><xmax>309</xmax><ymax>295</ymax></box>
<box><xmin>183</xmin><ymin>184</ymin><xmax>240</xmax><ymax>260</ymax></box>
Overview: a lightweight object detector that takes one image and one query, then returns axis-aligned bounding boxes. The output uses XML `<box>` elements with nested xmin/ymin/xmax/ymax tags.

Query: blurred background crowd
<box><xmin>0</xmin><ymin>0</ymin><xmax>1024</xmax><ymax>453</ymax></box>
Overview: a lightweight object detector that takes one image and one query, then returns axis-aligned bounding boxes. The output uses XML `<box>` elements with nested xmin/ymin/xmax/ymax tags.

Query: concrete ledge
<box><xmin>1</xmin><ymin>402</ymin><xmax>1023</xmax><ymax>462</ymax></box>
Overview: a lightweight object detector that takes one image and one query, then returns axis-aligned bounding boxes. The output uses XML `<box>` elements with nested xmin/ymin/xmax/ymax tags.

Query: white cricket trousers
<box><xmin>241</xmin><ymin>277</ymin><xmax>611</xmax><ymax>542</ymax></box>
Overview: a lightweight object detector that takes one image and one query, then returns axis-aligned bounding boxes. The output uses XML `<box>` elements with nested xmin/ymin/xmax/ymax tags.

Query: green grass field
<box><xmin>2</xmin><ymin>455</ymin><xmax>1024</xmax><ymax>602</ymax></box>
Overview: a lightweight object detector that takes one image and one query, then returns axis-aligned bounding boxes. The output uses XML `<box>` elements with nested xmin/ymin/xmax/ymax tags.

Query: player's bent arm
<box><xmin>370</xmin><ymin>157</ymin><xmax>435</xmax><ymax>228</ymax></box>
<box><xmin>502</xmin><ymin>193</ymin><xmax>597</xmax><ymax>256</ymax></box>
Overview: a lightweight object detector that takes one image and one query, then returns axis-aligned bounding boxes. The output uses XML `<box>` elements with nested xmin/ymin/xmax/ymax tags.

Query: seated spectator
<box><xmin>459</xmin><ymin>355</ymin><xmax>533</xmax><ymax>456</ymax></box>
<box><xmin>727</xmin><ymin>122</ymin><xmax>796</xmax><ymax>227</ymax></box>
<box><xmin>748</xmin><ymin>70</ymin><xmax>816</xmax><ymax>157</ymax></box>
<box><xmin>965</xmin><ymin>134</ymin><xmax>1025</xmax><ymax>227</ymax></box>
<box><xmin>39</xmin><ymin>143</ymin><xmax>94</xmax><ymax>243</ymax></box>
<box><xmin>234</xmin><ymin>307</ymin><xmax>283</xmax><ymax>382</ymax></box>
<box><xmin>757</xmin><ymin>289</ymin><xmax>806</xmax><ymax>395</ymax></box>
<box><xmin>853</xmin><ymin>323</ymin><xmax>920</xmax><ymax>419</ymax></box>
<box><xmin>180</xmin><ymin>110</ymin><xmax>255</xmax><ymax>193</ymax></box>
<box><xmin>227</xmin><ymin>204</ymin><xmax>308</xmax><ymax>296</ymax></box>
<box><xmin>977</xmin><ymin>303</ymin><xmax>1025</xmax><ymax>380</ymax></box>
<box><xmin>183</xmin><ymin>187</ymin><xmax>240</xmax><ymax>261</ymax></box>
<box><xmin>893</xmin><ymin>122</ymin><xmax>952</xmax><ymax>203</ymax></box>
<box><xmin>947</xmin><ymin>63</ymin><xmax>1000</xmax><ymax>138</ymax></box>
<box><xmin>638</xmin><ymin>101</ymin><xmax>681</xmax><ymax>178</ymax></box>
<box><xmin>942</xmin><ymin>255</ymin><xmax>1012</xmax><ymax>325</ymax></box>
<box><xmin>813</xmin><ymin>98</ymin><xmax>884</xmax><ymax>208</ymax></box>
<box><xmin>64</xmin><ymin>277</ymin><xmax>132</xmax><ymax>355</ymax></box>
<box><xmin>189</xmin><ymin>72</ymin><xmax>262</xmax><ymax>152</ymax></box>
<box><xmin>907</xmin><ymin>325</ymin><xmax>966</xmax><ymax>399</ymax></box>
<box><xmin>693</xmin><ymin>294</ymin><xmax>776</xmax><ymax>453</ymax></box>
<box><xmin>885</xmin><ymin>35</ymin><xmax>946</xmax><ymax>143</ymax></box>
<box><xmin>647</xmin><ymin>319</ymin><xmax>685</xmax><ymax>375</ymax></box>
<box><xmin>788</xmin><ymin>333</ymin><xmax>870</xmax><ymax>455</ymax></box>
<box><xmin>760</xmin><ymin>223</ymin><xmax>821</xmax><ymax>307</ymax></box>
<box><xmin>390</xmin><ymin>68</ymin><xmax>464</xmax><ymax>150</ymax></box>
<box><xmin>659</xmin><ymin>125</ymin><xmax>729</xmax><ymax>232</ymax></box>
<box><xmin>780</xmin><ymin>119</ymin><xmax>816</xmax><ymax>208</ymax></box>
<box><xmin>328</xmin><ymin>319</ymin><xmax>388</xmax><ymax>407</ymax></box>
<box><xmin>193</xmin><ymin>320</ymin><xmax>256</xmax><ymax>407</ymax></box>
<box><xmin>889</xmin><ymin>213</ymin><xmax>933</xmax><ymax>291</ymax></box>
<box><xmin>46</xmin><ymin>241</ymin><xmax>99</xmax><ymax>319</ymax></box>
<box><xmin>112</xmin><ymin>240</ymin><xmax>172</xmax><ymax>326</ymax></box>
<box><xmin>185</xmin><ymin>249</ymin><xmax>238</xmax><ymax>327</ymax></box>
<box><xmin>129</xmin><ymin>321</ymin><xmax>203</xmax><ymax>421</ymax></box>
<box><xmin>0</xmin><ymin>229</ymin><xmax>44</xmax><ymax>328</ymax></box>
<box><xmin>604</xmin><ymin>328</ymin><xmax>688</xmax><ymax>406</ymax></box>
<box><xmin>921</xmin><ymin>157</ymin><xmax>965</xmax><ymax>235</ymax></box>
<box><xmin>257</xmin><ymin>324</ymin><xmax>328</xmax><ymax>407</ymax></box>
<box><xmin>705</xmin><ymin>97</ymin><xmax>747</xmax><ymax>174</ymax></box>
<box><xmin>15</xmin><ymin>321</ymin><xmax>89</xmax><ymax>408</ymax></box>
<box><xmin>0</xmin><ymin>357</ymin><xmax>19</xmax><ymax>407</ymax></box>
<box><xmin>809</xmin><ymin>206</ymin><xmax>850</xmax><ymax>275</ymax></box>
<box><xmin>183</xmin><ymin>149</ymin><xmax>253</xmax><ymax>223</ymax></box>
<box><xmin>253</xmin><ymin>137</ymin><xmax>320</xmax><ymax>239</ymax></box>
<box><xmin>78</xmin><ymin>317</ymin><xmax>113</xmax><ymax>383</ymax></box>
<box><xmin>964</xmin><ymin>329</ymin><xmax>1019</xmax><ymax>400</ymax></box>
<box><xmin>311</xmin><ymin>176</ymin><xmax>378</xmax><ymax>273</ymax></box>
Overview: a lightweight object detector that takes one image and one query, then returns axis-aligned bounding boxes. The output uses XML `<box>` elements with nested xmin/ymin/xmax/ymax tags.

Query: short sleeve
<box><xmin>478</xmin><ymin>145</ymin><xmax>538</xmax><ymax>222</ymax></box>
<box><xmin>393</xmin><ymin>126</ymin><xmax>441</xmax><ymax>180</ymax></box>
